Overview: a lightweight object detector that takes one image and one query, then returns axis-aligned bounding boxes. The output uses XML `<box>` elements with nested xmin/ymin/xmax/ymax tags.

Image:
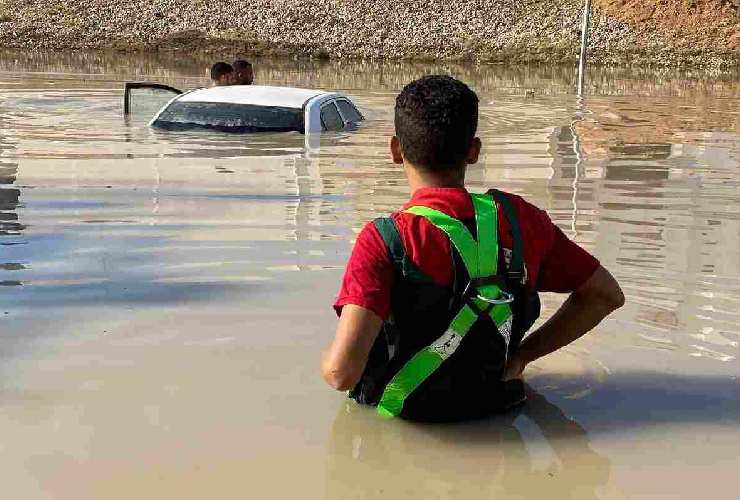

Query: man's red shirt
<box><xmin>335</xmin><ymin>187</ymin><xmax>599</xmax><ymax>320</ymax></box>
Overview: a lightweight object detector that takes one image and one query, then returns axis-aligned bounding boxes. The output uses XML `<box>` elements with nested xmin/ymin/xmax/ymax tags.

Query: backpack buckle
<box><xmin>475</xmin><ymin>290</ymin><xmax>515</xmax><ymax>305</ymax></box>
<box><xmin>463</xmin><ymin>277</ymin><xmax>515</xmax><ymax>306</ymax></box>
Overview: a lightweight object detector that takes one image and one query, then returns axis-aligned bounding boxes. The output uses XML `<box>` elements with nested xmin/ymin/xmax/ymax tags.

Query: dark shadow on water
<box><xmin>327</xmin><ymin>374</ymin><xmax>740</xmax><ymax>498</ymax></box>
<box><xmin>0</xmin><ymin>281</ymin><xmax>269</xmax><ymax>308</ymax></box>
<box><xmin>528</xmin><ymin>371</ymin><xmax>740</xmax><ymax>433</ymax></box>
<box><xmin>327</xmin><ymin>385</ymin><xmax>609</xmax><ymax>499</ymax></box>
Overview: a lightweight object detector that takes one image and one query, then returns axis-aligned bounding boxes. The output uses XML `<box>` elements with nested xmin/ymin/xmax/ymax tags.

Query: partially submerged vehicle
<box><xmin>123</xmin><ymin>83</ymin><xmax>364</xmax><ymax>134</ymax></box>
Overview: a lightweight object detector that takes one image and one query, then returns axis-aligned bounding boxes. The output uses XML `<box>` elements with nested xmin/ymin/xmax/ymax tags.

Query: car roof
<box><xmin>177</xmin><ymin>85</ymin><xmax>332</xmax><ymax>109</ymax></box>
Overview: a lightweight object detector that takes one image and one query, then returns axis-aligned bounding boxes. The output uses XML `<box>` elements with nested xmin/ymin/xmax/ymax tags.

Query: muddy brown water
<box><xmin>1</xmin><ymin>51</ymin><xmax>739</xmax><ymax>498</ymax></box>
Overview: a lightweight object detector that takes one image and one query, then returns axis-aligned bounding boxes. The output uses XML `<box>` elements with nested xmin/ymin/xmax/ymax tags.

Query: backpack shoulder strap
<box><xmin>372</xmin><ymin>216</ymin><xmax>432</xmax><ymax>282</ymax></box>
<box><xmin>487</xmin><ymin>189</ymin><xmax>524</xmax><ymax>282</ymax></box>
<box><xmin>373</xmin><ymin>217</ymin><xmax>405</xmax><ymax>267</ymax></box>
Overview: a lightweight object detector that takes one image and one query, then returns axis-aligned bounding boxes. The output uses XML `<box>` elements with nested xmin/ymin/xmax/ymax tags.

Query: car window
<box><xmin>336</xmin><ymin>100</ymin><xmax>363</xmax><ymax>123</ymax></box>
<box><xmin>124</xmin><ymin>83</ymin><xmax>182</xmax><ymax>121</ymax></box>
<box><xmin>320</xmin><ymin>102</ymin><xmax>344</xmax><ymax>131</ymax></box>
<box><xmin>152</xmin><ymin>101</ymin><xmax>304</xmax><ymax>133</ymax></box>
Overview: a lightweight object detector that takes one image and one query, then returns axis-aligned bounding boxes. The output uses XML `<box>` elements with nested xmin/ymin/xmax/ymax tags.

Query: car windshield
<box><xmin>152</xmin><ymin>101</ymin><xmax>304</xmax><ymax>133</ymax></box>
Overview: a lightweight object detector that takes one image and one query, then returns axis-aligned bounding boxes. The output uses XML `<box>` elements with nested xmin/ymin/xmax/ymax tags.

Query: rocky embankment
<box><xmin>0</xmin><ymin>0</ymin><xmax>737</xmax><ymax>67</ymax></box>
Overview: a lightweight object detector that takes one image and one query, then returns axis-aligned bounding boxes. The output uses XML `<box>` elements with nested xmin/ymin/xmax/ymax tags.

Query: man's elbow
<box><xmin>596</xmin><ymin>279</ymin><xmax>625</xmax><ymax>312</ymax></box>
<box><xmin>609</xmin><ymin>286</ymin><xmax>626</xmax><ymax>311</ymax></box>
<box><xmin>321</xmin><ymin>365</ymin><xmax>359</xmax><ymax>392</ymax></box>
<box><xmin>323</xmin><ymin>371</ymin><xmax>357</xmax><ymax>392</ymax></box>
<box><xmin>579</xmin><ymin>266</ymin><xmax>625</xmax><ymax>313</ymax></box>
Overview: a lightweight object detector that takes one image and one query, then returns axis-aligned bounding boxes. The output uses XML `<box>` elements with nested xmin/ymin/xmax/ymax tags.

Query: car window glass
<box><xmin>153</xmin><ymin>102</ymin><xmax>304</xmax><ymax>133</ymax></box>
<box><xmin>127</xmin><ymin>88</ymin><xmax>180</xmax><ymax>121</ymax></box>
<box><xmin>336</xmin><ymin>100</ymin><xmax>362</xmax><ymax>123</ymax></box>
<box><xmin>320</xmin><ymin>103</ymin><xmax>344</xmax><ymax>131</ymax></box>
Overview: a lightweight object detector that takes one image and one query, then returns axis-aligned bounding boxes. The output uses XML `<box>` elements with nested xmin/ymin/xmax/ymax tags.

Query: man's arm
<box><xmin>322</xmin><ymin>305</ymin><xmax>383</xmax><ymax>391</ymax></box>
<box><xmin>503</xmin><ymin>265</ymin><xmax>624</xmax><ymax>380</ymax></box>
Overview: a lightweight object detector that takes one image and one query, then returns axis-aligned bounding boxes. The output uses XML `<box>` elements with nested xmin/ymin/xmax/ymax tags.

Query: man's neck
<box><xmin>405</xmin><ymin>162</ymin><xmax>466</xmax><ymax>195</ymax></box>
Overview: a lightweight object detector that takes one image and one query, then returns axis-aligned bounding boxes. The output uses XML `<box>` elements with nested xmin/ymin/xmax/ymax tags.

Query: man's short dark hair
<box><xmin>233</xmin><ymin>59</ymin><xmax>252</xmax><ymax>71</ymax></box>
<box><xmin>210</xmin><ymin>62</ymin><xmax>233</xmax><ymax>81</ymax></box>
<box><xmin>394</xmin><ymin>75</ymin><xmax>479</xmax><ymax>172</ymax></box>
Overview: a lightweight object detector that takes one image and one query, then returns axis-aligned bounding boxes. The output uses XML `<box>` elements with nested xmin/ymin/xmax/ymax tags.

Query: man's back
<box><xmin>335</xmin><ymin>187</ymin><xmax>599</xmax><ymax>322</ymax></box>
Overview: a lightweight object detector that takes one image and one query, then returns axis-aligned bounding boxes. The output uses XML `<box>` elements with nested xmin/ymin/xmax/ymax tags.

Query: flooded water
<box><xmin>1</xmin><ymin>50</ymin><xmax>739</xmax><ymax>498</ymax></box>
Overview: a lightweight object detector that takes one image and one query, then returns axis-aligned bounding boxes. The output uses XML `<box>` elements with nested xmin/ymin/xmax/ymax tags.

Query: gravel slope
<box><xmin>0</xmin><ymin>0</ymin><xmax>737</xmax><ymax>67</ymax></box>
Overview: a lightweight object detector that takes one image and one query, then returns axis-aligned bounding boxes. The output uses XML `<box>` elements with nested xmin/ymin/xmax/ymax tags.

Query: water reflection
<box><xmin>1</xmin><ymin>49</ymin><xmax>737</xmax><ymax>97</ymax></box>
<box><xmin>0</xmin><ymin>119</ymin><xmax>22</xmax><ymax>239</ymax></box>
<box><xmin>0</xmin><ymin>162</ymin><xmax>21</xmax><ymax>237</ymax></box>
<box><xmin>0</xmin><ymin>109</ymin><xmax>26</xmax><ymax>288</ymax></box>
<box><xmin>327</xmin><ymin>387</ymin><xmax>609</xmax><ymax>499</ymax></box>
<box><xmin>1</xmin><ymin>153</ymin><xmax>340</xmax><ymax>303</ymax></box>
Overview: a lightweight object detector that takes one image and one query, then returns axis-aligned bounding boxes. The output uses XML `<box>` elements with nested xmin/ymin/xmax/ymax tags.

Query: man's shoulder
<box><xmin>489</xmin><ymin>189</ymin><xmax>539</xmax><ymax>210</ymax></box>
<box><xmin>489</xmin><ymin>190</ymin><xmax>550</xmax><ymax>224</ymax></box>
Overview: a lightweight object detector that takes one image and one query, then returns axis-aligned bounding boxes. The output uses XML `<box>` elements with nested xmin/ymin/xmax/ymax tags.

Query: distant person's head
<box><xmin>232</xmin><ymin>59</ymin><xmax>254</xmax><ymax>85</ymax></box>
<box><xmin>210</xmin><ymin>62</ymin><xmax>234</xmax><ymax>86</ymax></box>
<box><xmin>391</xmin><ymin>75</ymin><xmax>480</xmax><ymax>186</ymax></box>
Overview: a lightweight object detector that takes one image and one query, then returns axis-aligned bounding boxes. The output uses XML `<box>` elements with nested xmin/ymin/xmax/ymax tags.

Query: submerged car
<box><xmin>123</xmin><ymin>82</ymin><xmax>364</xmax><ymax>134</ymax></box>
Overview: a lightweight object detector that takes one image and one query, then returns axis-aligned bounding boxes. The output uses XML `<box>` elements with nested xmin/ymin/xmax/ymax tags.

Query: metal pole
<box><xmin>577</xmin><ymin>0</ymin><xmax>592</xmax><ymax>96</ymax></box>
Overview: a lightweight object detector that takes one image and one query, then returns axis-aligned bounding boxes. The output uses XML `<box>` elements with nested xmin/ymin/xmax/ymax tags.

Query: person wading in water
<box><xmin>232</xmin><ymin>59</ymin><xmax>254</xmax><ymax>85</ymax></box>
<box><xmin>209</xmin><ymin>62</ymin><xmax>234</xmax><ymax>87</ymax></box>
<box><xmin>321</xmin><ymin>75</ymin><xmax>624</xmax><ymax>421</ymax></box>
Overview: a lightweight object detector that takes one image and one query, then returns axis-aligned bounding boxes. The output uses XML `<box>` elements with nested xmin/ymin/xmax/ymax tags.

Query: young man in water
<box><xmin>209</xmin><ymin>62</ymin><xmax>234</xmax><ymax>87</ymax></box>
<box><xmin>321</xmin><ymin>75</ymin><xmax>624</xmax><ymax>421</ymax></box>
<box><xmin>232</xmin><ymin>59</ymin><xmax>254</xmax><ymax>85</ymax></box>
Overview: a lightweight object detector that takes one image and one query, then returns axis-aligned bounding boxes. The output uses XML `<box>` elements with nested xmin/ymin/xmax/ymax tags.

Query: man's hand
<box><xmin>321</xmin><ymin>305</ymin><xmax>382</xmax><ymax>391</ymax></box>
<box><xmin>504</xmin><ymin>265</ymin><xmax>624</xmax><ymax>379</ymax></box>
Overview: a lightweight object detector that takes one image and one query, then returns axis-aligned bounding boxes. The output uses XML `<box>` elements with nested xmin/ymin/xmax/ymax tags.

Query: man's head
<box><xmin>391</xmin><ymin>75</ymin><xmax>480</xmax><ymax>182</ymax></box>
<box><xmin>210</xmin><ymin>62</ymin><xmax>234</xmax><ymax>86</ymax></box>
<box><xmin>232</xmin><ymin>59</ymin><xmax>254</xmax><ymax>85</ymax></box>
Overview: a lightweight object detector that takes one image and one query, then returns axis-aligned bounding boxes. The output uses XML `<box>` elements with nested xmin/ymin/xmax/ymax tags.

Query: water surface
<box><xmin>1</xmin><ymin>51</ymin><xmax>739</xmax><ymax>499</ymax></box>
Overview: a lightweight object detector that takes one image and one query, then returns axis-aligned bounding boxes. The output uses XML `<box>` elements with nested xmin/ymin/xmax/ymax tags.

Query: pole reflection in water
<box><xmin>0</xmin><ymin>161</ymin><xmax>25</xmax><ymax>286</ymax></box>
<box><xmin>0</xmin><ymin>118</ymin><xmax>26</xmax><ymax>287</ymax></box>
<box><xmin>326</xmin><ymin>386</ymin><xmax>609</xmax><ymax>499</ymax></box>
<box><xmin>569</xmin><ymin>94</ymin><xmax>588</xmax><ymax>235</ymax></box>
<box><xmin>0</xmin><ymin>162</ymin><xmax>22</xmax><ymax>238</ymax></box>
<box><xmin>0</xmin><ymin>113</ymin><xmax>21</xmax><ymax>234</ymax></box>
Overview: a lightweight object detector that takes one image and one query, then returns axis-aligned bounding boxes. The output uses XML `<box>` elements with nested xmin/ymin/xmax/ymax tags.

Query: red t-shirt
<box><xmin>334</xmin><ymin>187</ymin><xmax>600</xmax><ymax>320</ymax></box>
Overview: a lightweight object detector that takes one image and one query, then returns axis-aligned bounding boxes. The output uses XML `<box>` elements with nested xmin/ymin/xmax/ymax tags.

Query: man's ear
<box><xmin>466</xmin><ymin>137</ymin><xmax>482</xmax><ymax>165</ymax></box>
<box><xmin>390</xmin><ymin>136</ymin><xmax>404</xmax><ymax>164</ymax></box>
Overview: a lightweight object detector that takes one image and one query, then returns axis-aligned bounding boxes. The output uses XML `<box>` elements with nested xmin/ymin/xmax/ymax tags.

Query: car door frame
<box><xmin>303</xmin><ymin>93</ymin><xmax>364</xmax><ymax>154</ymax></box>
<box><xmin>123</xmin><ymin>82</ymin><xmax>183</xmax><ymax>116</ymax></box>
<box><xmin>318</xmin><ymin>100</ymin><xmax>345</xmax><ymax>132</ymax></box>
<box><xmin>304</xmin><ymin>93</ymin><xmax>341</xmax><ymax>134</ymax></box>
<box><xmin>334</xmin><ymin>97</ymin><xmax>364</xmax><ymax>125</ymax></box>
<box><xmin>305</xmin><ymin>94</ymin><xmax>364</xmax><ymax>131</ymax></box>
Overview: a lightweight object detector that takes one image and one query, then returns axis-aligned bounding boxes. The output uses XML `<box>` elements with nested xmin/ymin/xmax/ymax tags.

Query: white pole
<box><xmin>577</xmin><ymin>0</ymin><xmax>592</xmax><ymax>96</ymax></box>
